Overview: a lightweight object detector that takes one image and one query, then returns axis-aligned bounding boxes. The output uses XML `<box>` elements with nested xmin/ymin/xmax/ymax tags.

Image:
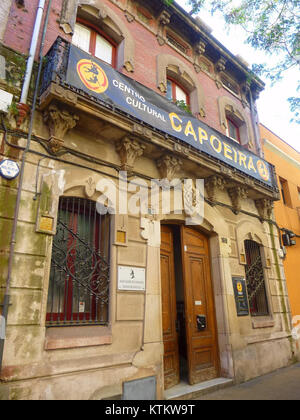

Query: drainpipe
<box><xmin>249</xmin><ymin>87</ymin><xmax>264</xmax><ymax>158</ymax></box>
<box><xmin>17</xmin><ymin>0</ymin><xmax>46</xmax><ymax>126</ymax></box>
<box><xmin>0</xmin><ymin>0</ymin><xmax>52</xmax><ymax>376</ymax></box>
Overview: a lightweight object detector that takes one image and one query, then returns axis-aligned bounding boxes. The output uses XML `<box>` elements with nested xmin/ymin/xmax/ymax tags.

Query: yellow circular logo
<box><xmin>77</xmin><ymin>59</ymin><xmax>109</xmax><ymax>94</ymax></box>
<box><xmin>237</xmin><ymin>282</ymin><xmax>243</xmax><ymax>293</ymax></box>
<box><xmin>257</xmin><ymin>160</ymin><xmax>270</xmax><ymax>182</ymax></box>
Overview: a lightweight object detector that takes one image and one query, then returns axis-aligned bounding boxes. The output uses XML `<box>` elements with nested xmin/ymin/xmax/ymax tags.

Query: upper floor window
<box><xmin>166</xmin><ymin>78</ymin><xmax>190</xmax><ymax>106</ymax></box>
<box><xmin>46</xmin><ymin>197</ymin><xmax>110</xmax><ymax>327</ymax></box>
<box><xmin>73</xmin><ymin>21</ymin><xmax>116</xmax><ymax>66</ymax></box>
<box><xmin>279</xmin><ymin>177</ymin><xmax>292</xmax><ymax>207</ymax></box>
<box><xmin>226</xmin><ymin>116</ymin><xmax>240</xmax><ymax>143</ymax></box>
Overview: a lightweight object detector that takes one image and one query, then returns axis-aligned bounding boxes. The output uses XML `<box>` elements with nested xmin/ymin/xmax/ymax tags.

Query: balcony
<box><xmin>39</xmin><ymin>37</ymin><xmax>279</xmax><ymax>207</ymax></box>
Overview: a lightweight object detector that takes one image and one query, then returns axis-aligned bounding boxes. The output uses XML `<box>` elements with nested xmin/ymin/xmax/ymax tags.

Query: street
<box><xmin>196</xmin><ymin>363</ymin><xmax>300</xmax><ymax>400</ymax></box>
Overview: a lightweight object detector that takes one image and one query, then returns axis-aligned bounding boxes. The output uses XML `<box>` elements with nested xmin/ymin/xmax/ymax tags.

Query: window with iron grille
<box><xmin>46</xmin><ymin>197</ymin><xmax>110</xmax><ymax>327</ymax></box>
<box><xmin>244</xmin><ymin>240</ymin><xmax>269</xmax><ymax>317</ymax></box>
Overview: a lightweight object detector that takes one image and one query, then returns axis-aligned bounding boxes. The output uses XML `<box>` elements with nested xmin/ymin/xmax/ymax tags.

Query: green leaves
<box><xmin>166</xmin><ymin>0</ymin><xmax>300</xmax><ymax>123</ymax></box>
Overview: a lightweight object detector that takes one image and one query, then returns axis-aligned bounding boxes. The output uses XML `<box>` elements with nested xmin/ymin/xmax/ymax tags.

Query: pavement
<box><xmin>195</xmin><ymin>363</ymin><xmax>300</xmax><ymax>400</ymax></box>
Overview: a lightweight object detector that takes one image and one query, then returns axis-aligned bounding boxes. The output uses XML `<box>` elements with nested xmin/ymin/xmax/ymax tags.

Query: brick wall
<box><xmin>1</xmin><ymin>0</ymin><xmax>253</xmax><ymax>137</ymax></box>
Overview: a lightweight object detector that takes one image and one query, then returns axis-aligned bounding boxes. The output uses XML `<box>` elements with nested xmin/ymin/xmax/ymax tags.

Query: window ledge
<box><xmin>45</xmin><ymin>325</ymin><xmax>112</xmax><ymax>350</ymax></box>
<box><xmin>251</xmin><ymin>317</ymin><xmax>275</xmax><ymax>329</ymax></box>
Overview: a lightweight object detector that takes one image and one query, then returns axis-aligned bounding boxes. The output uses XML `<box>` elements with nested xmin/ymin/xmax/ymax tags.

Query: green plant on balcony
<box><xmin>175</xmin><ymin>100</ymin><xmax>192</xmax><ymax>114</ymax></box>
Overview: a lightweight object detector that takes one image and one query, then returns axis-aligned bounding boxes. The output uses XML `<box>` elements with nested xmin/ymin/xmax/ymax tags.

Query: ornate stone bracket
<box><xmin>43</xmin><ymin>103</ymin><xmax>79</xmax><ymax>154</ymax></box>
<box><xmin>205</xmin><ymin>175</ymin><xmax>227</xmax><ymax>202</ymax></box>
<box><xmin>116</xmin><ymin>137</ymin><xmax>146</xmax><ymax>171</ymax></box>
<box><xmin>157</xmin><ymin>10</ymin><xmax>171</xmax><ymax>46</ymax></box>
<box><xmin>228</xmin><ymin>186</ymin><xmax>248</xmax><ymax>214</ymax></box>
<box><xmin>156</xmin><ymin>154</ymin><xmax>182</xmax><ymax>181</ymax></box>
<box><xmin>60</xmin><ymin>0</ymin><xmax>78</xmax><ymax>34</ymax></box>
<box><xmin>125</xmin><ymin>0</ymin><xmax>135</xmax><ymax>23</ymax></box>
<box><xmin>241</xmin><ymin>80</ymin><xmax>251</xmax><ymax>108</ymax></box>
<box><xmin>194</xmin><ymin>40</ymin><xmax>206</xmax><ymax>73</ymax></box>
<box><xmin>255</xmin><ymin>198</ymin><xmax>274</xmax><ymax>221</ymax></box>
<box><xmin>215</xmin><ymin>57</ymin><xmax>227</xmax><ymax>89</ymax></box>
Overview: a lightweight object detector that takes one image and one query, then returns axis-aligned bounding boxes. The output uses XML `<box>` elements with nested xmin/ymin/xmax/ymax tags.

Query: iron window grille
<box><xmin>244</xmin><ymin>240</ymin><xmax>269</xmax><ymax>317</ymax></box>
<box><xmin>46</xmin><ymin>197</ymin><xmax>110</xmax><ymax>327</ymax></box>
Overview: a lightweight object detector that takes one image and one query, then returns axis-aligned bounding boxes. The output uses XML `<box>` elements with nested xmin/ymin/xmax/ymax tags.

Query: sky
<box><xmin>175</xmin><ymin>0</ymin><xmax>300</xmax><ymax>153</ymax></box>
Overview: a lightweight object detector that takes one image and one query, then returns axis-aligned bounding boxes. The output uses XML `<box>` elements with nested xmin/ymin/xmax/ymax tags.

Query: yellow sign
<box><xmin>39</xmin><ymin>216</ymin><xmax>54</xmax><ymax>233</ymax></box>
<box><xmin>237</xmin><ymin>282</ymin><xmax>243</xmax><ymax>293</ymax></box>
<box><xmin>77</xmin><ymin>59</ymin><xmax>109</xmax><ymax>94</ymax></box>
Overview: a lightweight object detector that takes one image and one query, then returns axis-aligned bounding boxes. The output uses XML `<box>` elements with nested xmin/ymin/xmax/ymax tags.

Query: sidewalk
<box><xmin>195</xmin><ymin>363</ymin><xmax>300</xmax><ymax>400</ymax></box>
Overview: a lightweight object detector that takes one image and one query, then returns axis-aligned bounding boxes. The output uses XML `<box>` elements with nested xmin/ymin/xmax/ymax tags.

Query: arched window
<box><xmin>244</xmin><ymin>240</ymin><xmax>269</xmax><ymax>317</ymax></box>
<box><xmin>46</xmin><ymin>197</ymin><xmax>110</xmax><ymax>326</ymax></box>
<box><xmin>157</xmin><ymin>54</ymin><xmax>206</xmax><ymax>117</ymax></box>
<box><xmin>72</xmin><ymin>20</ymin><xmax>116</xmax><ymax>67</ymax></box>
<box><xmin>218</xmin><ymin>97</ymin><xmax>255</xmax><ymax>151</ymax></box>
<box><xmin>166</xmin><ymin>77</ymin><xmax>190</xmax><ymax>106</ymax></box>
<box><xmin>226</xmin><ymin>115</ymin><xmax>241</xmax><ymax>143</ymax></box>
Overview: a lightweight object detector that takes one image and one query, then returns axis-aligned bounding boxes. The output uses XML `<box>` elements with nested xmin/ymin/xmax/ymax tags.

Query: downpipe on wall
<box><xmin>0</xmin><ymin>0</ymin><xmax>52</xmax><ymax>377</ymax></box>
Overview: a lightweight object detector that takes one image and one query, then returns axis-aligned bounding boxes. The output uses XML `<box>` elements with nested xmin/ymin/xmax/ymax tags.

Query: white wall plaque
<box><xmin>118</xmin><ymin>266</ymin><xmax>146</xmax><ymax>291</ymax></box>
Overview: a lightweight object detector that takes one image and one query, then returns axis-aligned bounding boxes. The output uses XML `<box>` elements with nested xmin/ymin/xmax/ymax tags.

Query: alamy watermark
<box><xmin>95</xmin><ymin>172</ymin><xmax>204</xmax><ymax>225</ymax></box>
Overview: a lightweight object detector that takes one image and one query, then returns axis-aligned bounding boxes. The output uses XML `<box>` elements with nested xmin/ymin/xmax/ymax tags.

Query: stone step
<box><xmin>165</xmin><ymin>377</ymin><xmax>234</xmax><ymax>400</ymax></box>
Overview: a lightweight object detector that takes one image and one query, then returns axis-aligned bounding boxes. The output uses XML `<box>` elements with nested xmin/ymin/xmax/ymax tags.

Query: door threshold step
<box><xmin>165</xmin><ymin>377</ymin><xmax>234</xmax><ymax>400</ymax></box>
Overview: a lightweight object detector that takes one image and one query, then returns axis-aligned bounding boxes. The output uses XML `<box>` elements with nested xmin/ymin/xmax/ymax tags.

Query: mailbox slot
<box><xmin>196</xmin><ymin>314</ymin><xmax>206</xmax><ymax>331</ymax></box>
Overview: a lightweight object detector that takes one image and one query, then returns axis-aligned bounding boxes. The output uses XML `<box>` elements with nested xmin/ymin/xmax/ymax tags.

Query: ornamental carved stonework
<box><xmin>215</xmin><ymin>57</ymin><xmax>227</xmax><ymax>89</ymax></box>
<box><xmin>156</xmin><ymin>154</ymin><xmax>182</xmax><ymax>181</ymax></box>
<box><xmin>228</xmin><ymin>186</ymin><xmax>248</xmax><ymax>214</ymax></box>
<box><xmin>85</xmin><ymin>177</ymin><xmax>96</xmax><ymax>199</ymax></box>
<box><xmin>157</xmin><ymin>10</ymin><xmax>171</xmax><ymax>46</ymax></box>
<box><xmin>116</xmin><ymin>137</ymin><xmax>146</xmax><ymax>171</ymax></box>
<box><xmin>255</xmin><ymin>198</ymin><xmax>274</xmax><ymax>221</ymax></box>
<box><xmin>205</xmin><ymin>175</ymin><xmax>227</xmax><ymax>202</ymax></box>
<box><xmin>43</xmin><ymin>104</ymin><xmax>79</xmax><ymax>154</ymax></box>
<box><xmin>194</xmin><ymin>40</ymin><xmax>206</xmax><ymax>73</ymax></box>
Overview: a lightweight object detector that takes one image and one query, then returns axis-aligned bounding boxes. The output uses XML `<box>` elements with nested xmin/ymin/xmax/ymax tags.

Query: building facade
<box><xmin>260</xmin><ymin>124</ymin><xmax>300</xmax><ymax>354</ymax></box>
<box><xmin>0</xmin><ymin>0</ymin><xmax>295</xmax><ymax>400</ymax></box>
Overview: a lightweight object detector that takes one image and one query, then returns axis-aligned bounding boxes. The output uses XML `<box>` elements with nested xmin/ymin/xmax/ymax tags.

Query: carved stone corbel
<box><xmin>157</xmin><ymin>10</ymin><xmax>171</xmax><ymax>46</ymax></box>
<box><xmin>43</xmin><ymin>103</ymin><xmax>79</xmax><ymax>154</ymax></box>
<box><xmin>228</xmin><ymin>186</ymin><xmax>248</xmax><ymax>214</ymax></box>
<box><xmin>195</xmin><ymin>40</ymin><xmax>206</xmax><ymax>56</ymax></box>
<box><xmin>205</xmin><ymin>175</ymin><xmax>227</xmax><ymax>202</ymax></box>
<box><xmin>116</xmin><ymin>137</ymin><xmax>146</xmax><ymax>171</ymax></box>
<box><xmin>255</xmin><ymin>198</ymin><xmax>274</xmax><ymax>221</ymax></box>
<box><xmin>125</xmin><ymin>10</ymin><xmax>135</xmax><ymax>22</ymax></box>
<box><xmin>98</xmin><ymin>5</ymin><xmax>108</xmax><ymax>21</ymax></box>
<box><xmin>241</xmin><ymin>80</ymin><xmax>251</xmax><ymax>108</ymax></box>
<box><xmin>156</xmin><ymin>154</ymin><xmax>182</xmax><ymax>181</ymax></box>
<box><xmin>215</xmin><ymin>57</ymin><xmax>226</xmax><ymax>89</ymax></box>
<box><xmin>124</xmin><ymin>0</ymin><xmax>135</xmax><ymax>23</ymax></box>
<box><xmin>194</xmin><ymin>40</ymin><xmax>206</xmax><ymax>73</ymax></box>
<box><xmin>60</xmin><ymin>0</ymin><xmax>79</xmax><ymax>34</ymax></box>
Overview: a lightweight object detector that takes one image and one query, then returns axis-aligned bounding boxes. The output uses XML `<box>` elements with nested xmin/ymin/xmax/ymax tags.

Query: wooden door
<box><xmin>160</xmin><ymin>225</ymin><xmax>180</xmax><ymax>389</ymax></box>
<box><xmin>181</xmin><ymin>226</ymin><xmax>219</xmax><ymax>384</ymax></box>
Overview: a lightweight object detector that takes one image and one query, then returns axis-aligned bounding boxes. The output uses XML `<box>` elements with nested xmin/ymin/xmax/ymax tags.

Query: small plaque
<box><xmin>232</xmin><ymin>277</ymin><xmax>249</xmax><ymax>316</ymax></box>
<box><xmin>39</xmin><ymin>216</ymin><xmax>54</xmax><ymax>233</ymax></box>
<box><xmin>0</xmin><ymin>159</ymin><xmax>20</xmax><ymax>180</ymax></box>
<box><xmin>116</xmin><ymin>230</ymin><xmax>126</xmax><ymax>244</ymax></box>
<box><xmin>118</xmin><ymin>266</ymin><xmax>146</xmax><ymax>291</ymax></box>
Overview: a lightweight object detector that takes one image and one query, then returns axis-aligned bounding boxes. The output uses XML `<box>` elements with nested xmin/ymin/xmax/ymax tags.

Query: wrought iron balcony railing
<box><xmin>41</xmin><ymin>36</ymin><xmax>70</xmax><ymax>95</ymax></box>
